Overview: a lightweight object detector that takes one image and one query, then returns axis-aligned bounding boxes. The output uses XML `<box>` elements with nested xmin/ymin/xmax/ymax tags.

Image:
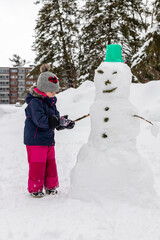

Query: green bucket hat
<box><xmin>103</xmin><ymin>44</ymin><xmax>124</xmax><ymax>62</ymax></box>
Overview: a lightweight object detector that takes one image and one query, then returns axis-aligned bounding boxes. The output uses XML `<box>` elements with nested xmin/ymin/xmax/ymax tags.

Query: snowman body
<box><xmin>70</xmin><ymin>62</ymin><xmax>154</xmax><ymax>201</ymax></box>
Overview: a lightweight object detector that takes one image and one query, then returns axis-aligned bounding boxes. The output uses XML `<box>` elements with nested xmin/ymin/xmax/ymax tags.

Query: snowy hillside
<box><xmin>1</xmin><ymin>80</ymin><xmax>160</xmax><ymax>240</ymax></box>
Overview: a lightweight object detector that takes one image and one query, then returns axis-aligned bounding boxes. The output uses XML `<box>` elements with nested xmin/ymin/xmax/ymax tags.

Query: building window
<box><xmin>10</xmin><ymin>81</ymin><xmax>17</xmax><ymax>85</ymax></box>
<box><xmin>0</xmin><ymin>75</ymin><xmax>9</xmax><ymax>79</ymax></box>
<box><xmin>11</xmin><ymin>87</ymin><xmax>17</xmax><ymax>91</ymax></box>
<box><xmin>18</xmin><ymin>92</ymin><xmax>24</xmax><ymax>97</ymax></box>
<box><xmin>0</xmin><ymin>69</ymin><xmax>9</xmax><ymax>74</ymax></box>
<box><xmin>11</xmin><ymin>75</ymin><xmax>18</xmax><ymax>79</ymax></box>
<box><xmin>11</xmin><ymin>93</ymin><xmax>18</xmax><ymax>97</ymax></box>
<box><xmin>0</xmin><ymin>93</ymin><xmax>9</xmax><ymax>97</ymax></box>
<box><xmin>11</xmin><ymin>82</ymin><xmax>17</xmax><ymax>86</ymax></box>
<box><xmin>18</xmin><ymin>75</ymin><xmax>25</xmax><ymax>79</ymax></box>
<box><xmin>18</xmin><ymin>81</ymin><xmax>25</xmax><ymax>86</ymax></box>
<box><xmin>0</xmin><ymin>99</ymin><xmax>9</xmax><ymax>103</ymax></box>
<box><xmin>0</xmin><ymin>81</ymin><xmax>9</xmax><ymax>85</ymax></box>
<box><xmin>0</xmin><ymin>87</ymin><xmax>9</xmax><ymax>91</ymax></box>
<box><xmin>18</xmin><ymin>87</ymin><xmax>25</xmax><ymax>91</ymax></box>
<box><xmin>18</xmin><ymin>69</ymin><xmax>24</xmax><ymax>73</ymax></box>
<box><xmin>26</xmin><ymin>81</ymin><xmax>34</xmax><ymax>85</ymax></box>
<box><xmin>10</xmin><ymin>69</ymin><xmax>18</xmax><ymax>73</ymax></box>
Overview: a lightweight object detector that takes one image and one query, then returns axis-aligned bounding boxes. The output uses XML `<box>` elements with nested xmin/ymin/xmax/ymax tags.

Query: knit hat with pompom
<box><xmin>37</xmin><ymin>64</ymin><xmax>59</xmax><ymax>93</ymax></box>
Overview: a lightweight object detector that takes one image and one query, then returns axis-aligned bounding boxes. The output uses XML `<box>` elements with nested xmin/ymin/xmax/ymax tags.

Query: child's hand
<box><xmin>59</xmin><ymin>116</ymin><xmax>72</xmax><ymax>127</ymax></box>
<box><xmin>49</xmin><ymin>115</ymin><xmax>75</xmax><ymax>130</ymax></box>
<box><xmin>65</xmin><ymin>120</ymin><xmax>75</xmax><ymax>129</ymax></box>
<box><xmin>59</xmin><ymin>115</ymin><xmax>75</xmax><ymax>129</ymax></box>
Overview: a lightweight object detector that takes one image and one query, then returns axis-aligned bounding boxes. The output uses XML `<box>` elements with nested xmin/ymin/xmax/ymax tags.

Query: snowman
<box><xmin>70</xmin><ymin>44</ymin><xmax>154</xmax><ymax>202</ymax></box>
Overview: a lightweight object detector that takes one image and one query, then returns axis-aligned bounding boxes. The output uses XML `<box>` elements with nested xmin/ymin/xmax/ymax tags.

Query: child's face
<box><xmin>45</xmin><ymin>92</ymin><xmax>56</xmax><ymax>98</ymax></box>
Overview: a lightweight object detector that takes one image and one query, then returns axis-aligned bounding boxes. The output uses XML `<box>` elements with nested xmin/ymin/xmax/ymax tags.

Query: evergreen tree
<box><xmin>79</xmin><ymin>0</ymin><xmax>148</xmax><ymax>82</ymax></box>
<box><xmin>33</xmin><ymin>0</ymin><xmax>79</xmax><ymax>89</ymax></box>
<box><xmin>118</xmin><ymin>0</ymin><xmax>150</xmax><ymax>64</ymax></box>
<box><xmin>154</xmin><ymin>0</ymin><xmax>160</xmax><ymax>22</ymax></box>
<box><xmin>79</xmin><ymin>0</ymin><xmax>120</xmax><ymax>83</ymax></box>
<box><xmin>131</xmin><ymin>0</ymin><xmax>160</xmax><ymax>83</ymax></box>
<box><xmin>9</xmin><ymin>54</ymin><xmax>26</xmax><ymax>67</ymax></box>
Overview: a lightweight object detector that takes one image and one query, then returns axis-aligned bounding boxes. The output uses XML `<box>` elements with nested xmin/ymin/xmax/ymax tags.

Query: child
<box><xmin>24</xmin><ymin>64</ymin><xmax>75</xmax><ymax>198</ymax></box>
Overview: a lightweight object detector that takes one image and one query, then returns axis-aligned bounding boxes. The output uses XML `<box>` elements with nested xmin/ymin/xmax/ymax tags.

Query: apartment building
<box><xmin>0</xmin><ymin>67</ymin><xmax>38</xmax><ymax>104</ymax></box>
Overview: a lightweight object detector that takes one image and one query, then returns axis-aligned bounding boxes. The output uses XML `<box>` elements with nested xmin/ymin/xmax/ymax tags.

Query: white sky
<box><xmin>0</xmin><ymin>0</ymin><xmax>152</xmax><ymax>68</ymax></box>
<box><xmin>0</xmin><ymin>0</ymin><xmax>40</xmax><ymax>67</ymax></box>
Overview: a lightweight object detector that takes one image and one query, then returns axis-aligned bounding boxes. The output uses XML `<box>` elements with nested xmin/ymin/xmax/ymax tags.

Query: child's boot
<box><xmin>46</xmin><ymin>188</ymin><xmax>58</xmax><ymax>195</ymax></box>
<box><xmin>30</xmin><ymin>192</ymin><xmax>44</xmax><ymax>198</ymax></box>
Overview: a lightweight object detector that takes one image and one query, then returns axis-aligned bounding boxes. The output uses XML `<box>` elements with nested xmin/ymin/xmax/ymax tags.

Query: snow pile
<box><xmin>57</xmin><ymin>80</ymin><xmax>95</xmax><ymax>121</ymax></box>
<box><xmin>1</xmin><ymin>80</ymin><xmax>160</xmax><ymax>240</ymax></box>
<box><xmin>130</xmin><ymin>80</ymin><xmax>160</xmax><ymax>122</ymax></box>
<box><xmin>0</xmin><ymin>106</ymin><xmax>5</xmax><ymax>118</ymax></box>
<box><xmin>130</xmin><ymin>80</ymin><xmax>160</xmax><ymax>138</ymax></box>
<box><xmin>70</xmin><ymin>62</ymin><xmax>155</xmax><ymax>202</ymax></box>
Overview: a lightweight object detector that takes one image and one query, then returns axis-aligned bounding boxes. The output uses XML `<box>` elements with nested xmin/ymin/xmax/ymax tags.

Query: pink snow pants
<box><xmin>26</xmin><ymin>145</ymin><xmax>59</xmax><ymax>193</ymax></box>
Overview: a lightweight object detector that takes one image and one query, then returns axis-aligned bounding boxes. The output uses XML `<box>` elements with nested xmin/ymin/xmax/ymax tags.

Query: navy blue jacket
<box><xmin>24</xmin><ymin>86</ymin><xmax>60</xmax><ymax>146</ymax></box>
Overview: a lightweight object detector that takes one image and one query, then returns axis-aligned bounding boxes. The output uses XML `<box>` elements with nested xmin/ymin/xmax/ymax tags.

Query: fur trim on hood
<box><xmin>28</xmin><ymin>85</ymin><xmax>44</xmax><ymax>99</ymax></box>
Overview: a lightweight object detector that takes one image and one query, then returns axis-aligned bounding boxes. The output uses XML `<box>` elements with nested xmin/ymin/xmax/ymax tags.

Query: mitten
<box><xmin>49</xmin><ymin>115</ymin><xmax>75</xmax><ymax>130</ymax></box>
<box><xmin>61</xmin><ymin>115</ymin><xmax>75</xmax><ymax>129</ymax></box>
<box><xmin>48</xmin><ymin>115</ymin><xmax>59</xmax><ymax>129</ymax></box>
<box><xmin>66</xmin><ymin>120</ymin><xmax>75</xmax><ymax>129</ymax></box>
<box><xmin>59</xmin><ymin>115</ymin><xmax>72</xmax><ymax>127</ymax></box>
<box><xmin>56</xmin><ymin>125</ymin><xmax>66</xmax><ymax>131</ymax></box>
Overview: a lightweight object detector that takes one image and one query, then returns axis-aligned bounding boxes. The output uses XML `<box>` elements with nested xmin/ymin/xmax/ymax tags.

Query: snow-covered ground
<box><xmin>1</xmin><ymin>80</ymin><xmax>160</xmax><ymax>240</ymax></box>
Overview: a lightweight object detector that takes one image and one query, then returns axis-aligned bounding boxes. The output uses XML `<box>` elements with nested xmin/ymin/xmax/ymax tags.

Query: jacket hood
<box><xmin>25</xmin><ymin>85</ymin><xmax>57</xmax><ymax>106</ymax></box>
<box><xmin>25</xmin><ymin>85</ymin><xmax>44</xmax><ymax>104</ymax></box>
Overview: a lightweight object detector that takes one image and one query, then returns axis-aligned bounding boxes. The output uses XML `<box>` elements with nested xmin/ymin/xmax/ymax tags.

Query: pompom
<box><xmin>40</xmin><ymin>64</ymin><xmax>51</xmax><ymax>73</ymax></box>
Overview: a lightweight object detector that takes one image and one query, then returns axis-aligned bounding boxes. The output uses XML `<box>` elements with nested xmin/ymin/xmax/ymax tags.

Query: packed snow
<box><xmin>1</xmin><ymin>79</ymin><xmax>160</xmax><ymax>240</ymax></box>
<box><xmin>70</xmin><ymin>62</ymin><xmax>155</xmax><ymax>203</ymax></box>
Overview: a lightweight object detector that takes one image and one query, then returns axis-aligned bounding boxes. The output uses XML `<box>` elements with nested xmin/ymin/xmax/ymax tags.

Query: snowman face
<box><xmin>94</xmin><ymin>62</ymin><xmax>132</xmax><ymax>100</ymax></box>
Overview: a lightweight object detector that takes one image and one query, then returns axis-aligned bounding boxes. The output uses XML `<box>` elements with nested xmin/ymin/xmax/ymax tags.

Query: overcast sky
<box><xmin>0</xmin><ymin>0</ymin><xmax>153</xmax><ymax>68</ymax></box>
<box><xmin>0</xmin><ymin>0</ymin><xmax>40</xmax><ymax>67</ymax></box>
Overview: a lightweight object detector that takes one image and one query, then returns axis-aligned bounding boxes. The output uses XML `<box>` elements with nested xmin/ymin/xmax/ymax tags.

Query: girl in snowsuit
<box><xmin>24</xmin><ymin>64</ymin><xmax>75</xmax><ymax>198</ymax></box>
